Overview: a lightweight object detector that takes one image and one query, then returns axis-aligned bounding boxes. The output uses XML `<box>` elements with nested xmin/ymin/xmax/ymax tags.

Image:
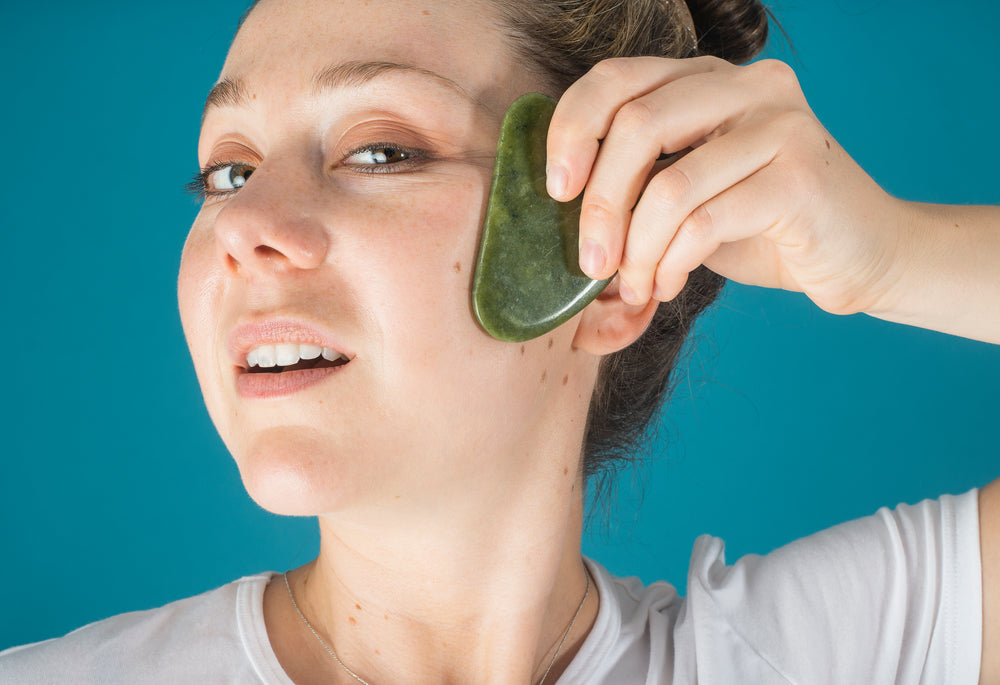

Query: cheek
<box><xmin>177</xmin><ymin>219</ymin><xmax>229</xmax><ymax>422</ymax></box>
<box><xmin>177</xmin><ymin>222</ymin><xmax>219</xmax><ymax>353</ymax></box>
<box><xmin>360</xmin><ymin>174</ymin><xmax>486</xmax><ymax>318</ymax></box>
<box><xmin>352</xmin><ymin>174</ymin><xmax>565</xmax><ymax>439</ymax></box>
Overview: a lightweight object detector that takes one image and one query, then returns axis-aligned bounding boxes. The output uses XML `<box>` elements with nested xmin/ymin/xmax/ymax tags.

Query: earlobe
<box><xmin>572</xmin><ymin>277</ymin><xmax>659</xmax><ymax>355</ymax></box>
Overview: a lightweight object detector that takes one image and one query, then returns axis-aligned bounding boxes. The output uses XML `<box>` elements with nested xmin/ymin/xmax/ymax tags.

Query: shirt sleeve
<box><xmin>680</xmin><ymin>490</ymin><xmax>982</xmax><ymax>685</ymax></box>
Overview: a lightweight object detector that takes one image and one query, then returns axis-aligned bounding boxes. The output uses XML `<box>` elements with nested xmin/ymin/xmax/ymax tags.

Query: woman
<box><xmin>1</xmin><ymin>0</ymin><xmax>997</xmax><ymax>682</ymax></box>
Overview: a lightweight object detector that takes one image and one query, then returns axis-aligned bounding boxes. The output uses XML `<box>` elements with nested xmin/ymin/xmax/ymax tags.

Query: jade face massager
<box><xmin>472</xmin><ymin>93</ymin><xmax>612</xmax><ymax>342</ymax></box>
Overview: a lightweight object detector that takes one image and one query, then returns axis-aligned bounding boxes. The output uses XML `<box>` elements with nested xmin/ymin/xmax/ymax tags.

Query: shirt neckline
<box><xmin>235</xmin><ymin>559</ymin><xmax>621</xmax><ymax>685</ymax></box>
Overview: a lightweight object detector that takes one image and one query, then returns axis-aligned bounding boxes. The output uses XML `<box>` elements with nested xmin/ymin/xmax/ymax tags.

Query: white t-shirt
<box><xmin>0</xmin><ymin>490</ymin><xmax>982</xmax><ymax>684</ymax></box>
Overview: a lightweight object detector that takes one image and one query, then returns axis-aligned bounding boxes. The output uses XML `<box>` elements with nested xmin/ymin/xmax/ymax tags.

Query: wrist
<box><xmin>861</xmin><ymin>197</ymin><xmax>925</xmax><ymax>321</ymax></box>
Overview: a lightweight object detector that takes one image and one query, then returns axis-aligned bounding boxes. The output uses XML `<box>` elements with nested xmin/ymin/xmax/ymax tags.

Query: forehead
<box><xmin>222</xmin><ymin>0</ymin><xmax>525</xmax><ymax>114</ymax></box>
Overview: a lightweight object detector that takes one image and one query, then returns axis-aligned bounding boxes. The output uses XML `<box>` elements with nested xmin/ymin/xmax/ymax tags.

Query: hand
<box><xmin>546</xmin><ymin>56</ymin><xmax>903</xmax><ymax>316</ymax></box>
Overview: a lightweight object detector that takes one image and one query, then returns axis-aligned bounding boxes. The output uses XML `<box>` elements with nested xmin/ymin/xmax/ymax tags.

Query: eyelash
<box><xmin>184</xmin><ymin>159</ymin><xmax>249</xmax><ymax>202</ymax></box>
<box><xmin>184</xmin><ymin>143</ymin><xmax>427</xmax><ymax>202</ymax></box>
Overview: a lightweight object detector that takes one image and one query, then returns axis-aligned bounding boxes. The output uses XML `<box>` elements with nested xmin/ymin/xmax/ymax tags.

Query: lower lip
<box><xmin>236</xmin><ymin>365</ymin><xmax>345</xmax><ymax>399</ymax></box>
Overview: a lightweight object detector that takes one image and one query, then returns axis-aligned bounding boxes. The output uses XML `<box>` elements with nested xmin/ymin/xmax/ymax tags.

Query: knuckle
<box><xmin>679</xmin><ymin>205</ymin><xmax>715</xmax><ymax>243</ymax></box>
<box><xmin>694</xmin><ymin>54</ymin><xmax>730</xmax><ymax>71</ymax></box>
<box><xmin>751</xmin><ymin>58</ymin><xmax>799</xmax><ymax>87</ymax></box>
<box><xmin>646</xmin><ymin>165</ymin><xmax>694</xmax><ymax>207</ymax></box>
<box><xmin>580</xmin><ymin>196</ymin><xmax>619</xmax><ymax>230</ymax></box>
<box><xmin>743</xmin><ymin>59</ymin><xmax>804</xmax><ymax>107</ymax></box>
<box><xmin>613</xmin><ymin>98</ymin><xmax>658</xmax><ymax>137</ymax></box>
<box><xmin>588</xmin><ymin>57</ymin><xmax>633</xmax><ymax>84</ymax></box>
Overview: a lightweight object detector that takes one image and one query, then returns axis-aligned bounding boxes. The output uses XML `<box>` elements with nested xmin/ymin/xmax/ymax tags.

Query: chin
<box><xmin>234</xmin><ymin>427</ymin><xmax>363</xmax><ymax>517</ymax></box>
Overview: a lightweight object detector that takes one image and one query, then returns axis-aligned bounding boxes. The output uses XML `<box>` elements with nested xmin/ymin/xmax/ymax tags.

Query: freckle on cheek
<box><xmin>562</xmin><ymin>375</ymin><xmax>569</xmax><ymax>386</ymax></box>
<box><xmin>540</xmin><ymin>370</ymin><xmax>547</xmax><ymax>383</ymax></box>
<box><xmin>349</xmin><ymin>616</ymin><xmax>357</xmax><ymax>626</ymax></box>
<box><xmin>548</xmin><ymin>338</ymin><xmax>554</xmax><ymax>349</ymax></box>
<box><xmin>453</xmin><ymin>261</ymin><xmax>462</xmax><ymax>273</ymax></box>
<box><xmin>520</xmin><ymin>345</ymin><xmax>525</xmax><ymax>356</ymax></box>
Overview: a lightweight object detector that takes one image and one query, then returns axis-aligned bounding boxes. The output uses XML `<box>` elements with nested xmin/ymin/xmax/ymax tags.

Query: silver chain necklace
<box><xmin>284</xmin><ymin>568</ymin><xmax>591</xmax><ymax>685</ymax></box>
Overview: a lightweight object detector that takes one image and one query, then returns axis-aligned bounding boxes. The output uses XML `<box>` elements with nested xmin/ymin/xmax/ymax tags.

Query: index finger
<box><xmin>545</xmin><ymin>55</ymin><xmax>730</xmax><ymax>202</ymax></box>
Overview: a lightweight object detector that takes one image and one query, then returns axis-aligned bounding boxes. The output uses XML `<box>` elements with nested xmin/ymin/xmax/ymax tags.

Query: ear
<box><xmin>572</xmin><ymin>276</ymin><xmax>659</xmax><ymax>355</ymax></box>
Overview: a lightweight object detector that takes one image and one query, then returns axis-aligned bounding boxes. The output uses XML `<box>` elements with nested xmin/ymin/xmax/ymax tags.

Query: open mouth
<box><xmin>246</xmin><ymin>357</ymin><xmax>348</xmax><ymax>374</ymax></box>
<box><xmin>244</xmin><ymin>343</ymin><xmax>349</xmax><ymax>374</ymax></box>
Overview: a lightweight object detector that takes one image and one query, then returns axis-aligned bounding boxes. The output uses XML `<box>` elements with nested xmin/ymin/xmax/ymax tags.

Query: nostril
<box><xmin>224</xmin><ymin>252</ymin><xmax>241</xmax><ymax>274</ymax></box>
<box><xmin>253</xmin><ymin>245</ymin><xmax>285</xmax><ymax>261</ymax></box>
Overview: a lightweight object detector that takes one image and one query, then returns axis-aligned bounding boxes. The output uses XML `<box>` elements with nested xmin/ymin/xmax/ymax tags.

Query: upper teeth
<box><xmin>246</xmin><ymin>343</ymin><xmax>345</xmax><ymax>368</ymax></box>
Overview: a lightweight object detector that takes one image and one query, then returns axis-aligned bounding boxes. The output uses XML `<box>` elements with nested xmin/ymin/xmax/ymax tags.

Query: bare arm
<box><xmin>870</xmin><ymin>202</ymin><xmax>1000</xmax><ymax>344</ymax></box>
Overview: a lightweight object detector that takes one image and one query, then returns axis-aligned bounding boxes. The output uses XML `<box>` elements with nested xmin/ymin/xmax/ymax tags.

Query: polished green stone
<box><xmin>472</xmin><ymin>93</ymin><xmax>612</xmax><ymax>342</ymax></box>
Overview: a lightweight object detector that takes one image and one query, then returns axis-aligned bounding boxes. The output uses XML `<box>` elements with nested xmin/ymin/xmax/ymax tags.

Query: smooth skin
<box><xmin>546</xmin><ymin>55</ymin><xmax>1000</xmax><ymax>683</ymax></box>
<box><xmin>179</xmin><ymin>1</ymin><xmax>637</xmax><ymax>684</ymax></box>
<box><xmin>181</xmin><ymin>0</ymin><xmax>998</xmax><ymax>682</ymax></box>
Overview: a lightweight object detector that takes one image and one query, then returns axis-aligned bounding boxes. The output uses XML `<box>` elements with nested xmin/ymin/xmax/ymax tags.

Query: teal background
<box><xmin>2</xmin><ymin>1</ymin><xmax>998</xmax><ymax>650</ymax></box>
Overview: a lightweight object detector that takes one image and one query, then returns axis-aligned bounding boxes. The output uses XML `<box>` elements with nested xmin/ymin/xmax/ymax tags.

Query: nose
<box><xmin>212</xmin><ymin>165</ymin><xmax>330</xmax><ymax>276</ymax></box>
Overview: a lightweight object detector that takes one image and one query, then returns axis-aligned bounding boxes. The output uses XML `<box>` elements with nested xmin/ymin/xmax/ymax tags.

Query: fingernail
<box><xmin>546</xmin><ymin>163</ymin><xmax>567</xmax><ymax>199</ymax></box>
<box><xmin>619</xmin><ymin>278</ymin><xmax>638</xmax><ymax>304</ymax></box>
<box><xmin>579</xmin><ymin>239</ymin><xmax>606</xmax><ymax>278</ymax></box>
<box><xmin>652</xmin><ymin>283</ymin><xmax>663</xmax><ymax>301</ymax></box>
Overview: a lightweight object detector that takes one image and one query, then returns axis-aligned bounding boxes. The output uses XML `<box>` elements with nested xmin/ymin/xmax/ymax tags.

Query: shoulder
<box><xmin>573</xmin><ymin>491</ymin><xmax>981</xmax><ymax>685</ymax></box>
<box><xmin>0</xmin><ymin>572</ymin><xmax>276</xmax><ymax>685</ymax></box>
<box><xmin>681</xmin><ymin>490</ymin><xmax>982</xmax><ymax>683</ymax></box>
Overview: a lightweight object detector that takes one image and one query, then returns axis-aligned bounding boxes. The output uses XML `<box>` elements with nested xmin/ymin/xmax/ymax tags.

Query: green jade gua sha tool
<box><xmin>472</xmin><ymin>92</ymin><xmax>612</xmax><ymax>342</ymax></box>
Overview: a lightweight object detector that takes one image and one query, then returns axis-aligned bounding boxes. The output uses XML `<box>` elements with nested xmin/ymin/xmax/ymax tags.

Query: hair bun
<box><xmin>686</xmin><ymin>0</ymin><xmax>770</xmax><ymax>63</ymax></box>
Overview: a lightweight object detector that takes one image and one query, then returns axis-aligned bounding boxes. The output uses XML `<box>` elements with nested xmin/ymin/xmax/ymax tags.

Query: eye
<box><xmin>208</xmin><ymin>163</ymin><xmax>255</xmax><ymax>191</ymax></box>
<box><xmin>343</xmin><ymin>143</ymin><xmax>421</xmax><ymax>171</ymax></box>
<box><xmin>185</xmin><ymin>160</ymin><xmax>257</xmax><ymax>201</ymax></box>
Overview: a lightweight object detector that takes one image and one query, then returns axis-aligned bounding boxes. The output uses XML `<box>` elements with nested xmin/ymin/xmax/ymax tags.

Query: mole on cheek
<box><xmin>562</xmin><ymin>374</ymin><xmax>569</xmax><ymax>386</ymax></box>
<box><xmin>540</xmin><ymin>370</ymin><xmax>547</xmax><ymax>383</ymax></box>
<box><xmin>453</xmin><ymin>261</ymin><xmax>462</xmax><ymax>273</ymax></box>
<box><xmin>548</xmin><ymin>338</ymin><xmax>554</xmax><ymax>349</ymax></box>
<box><xmin>349</xmin><ymin>616</ymin><xmax>357</xmax><ymax>626</ymax></box>
<box><xmin>520</xmin><ymin>345</ymin><xmax>525</xmax><ymax>356</ymax></box>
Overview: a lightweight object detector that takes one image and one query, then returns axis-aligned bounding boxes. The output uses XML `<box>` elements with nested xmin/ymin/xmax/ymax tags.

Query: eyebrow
<box><xmin>201</xmin><ymin>60</ymin><xmax>495</xmax><ymax>124</ymax></box>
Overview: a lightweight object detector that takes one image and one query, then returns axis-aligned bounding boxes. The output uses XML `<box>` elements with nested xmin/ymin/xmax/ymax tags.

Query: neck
<box><xmin>270</xmin><ymin>467</ymin><xmax>597</xmax><ymax>685</ymax></box>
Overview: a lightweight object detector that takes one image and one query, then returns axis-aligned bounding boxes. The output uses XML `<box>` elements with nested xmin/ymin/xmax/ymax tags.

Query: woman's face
<box><xmin>178</xmin><ymin>0</ymin><xmax>596</xmax><ymax>517</ymax></box>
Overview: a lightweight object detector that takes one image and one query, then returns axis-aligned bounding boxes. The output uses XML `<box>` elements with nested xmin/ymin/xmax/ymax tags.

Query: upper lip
<box><xmin>226</xmin><ymin>317</ymin><xmax>353</xmax><ymax>369</ymax></box>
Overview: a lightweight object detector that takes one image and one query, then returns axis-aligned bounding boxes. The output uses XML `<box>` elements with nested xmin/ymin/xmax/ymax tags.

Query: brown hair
<box><xmin>491</xmin><ymin>0</ymin><xmax>771</xmax><ymax>521</ymax></box>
